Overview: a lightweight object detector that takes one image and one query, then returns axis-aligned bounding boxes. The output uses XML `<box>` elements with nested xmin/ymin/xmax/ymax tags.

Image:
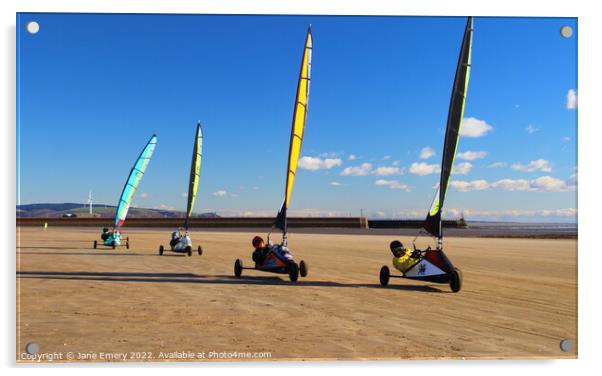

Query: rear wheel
<box><xmin>186</xmin><ymin>246</ymin><xmax>192</xmax><ymax>257</ymax></box>
<box><xmin>111</xmin><ymin>241</ymin><xmax>116</xmax><ymax>250</ymax></box>
<box><xmin>93</xmin><ymin>240</ymin><xmax>97</xmax><ymax>249</ymax></box>
<box><xmin>450</xmin><ymin>267</ymin><xmax>463</xmax><ymax>293</ymax></box>
<box><xmin>299</xmin><ymin>260</ymin><xmax>308</xmax><ymax>277</ymax></box>
<box><xmin>379</xmin><ymin>265</ymin><xmax>390</xmax><ymax>286</ymax></box>
<box><xmin>197</xmin><ymin>246</ymin><xmax>203</xmax><ymax>255</ymax></box>
<box><xmin>234</xmin><ymin>259</ymin><xmax>243</xmax><ymax>277</ymax></box>
<box><xmin>159</xmin><ymin>245</ymin><xmax>164</xmax><ymax>256</ymax></box>
<box><xmin>288</xmin><ymin>262</ymin><xmax>299</xmax><ymax>282</ymax></box>
<box><xmin>126</xmin><ymin>237</ymin><xmax>130</xmax><ymax>249</ymax></box>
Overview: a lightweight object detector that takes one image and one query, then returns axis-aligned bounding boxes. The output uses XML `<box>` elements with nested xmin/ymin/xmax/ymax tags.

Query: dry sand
<box><xmin>16</xmin><ymin>226</ymin><xmax>577</xmax><ymax>362</ymax></box>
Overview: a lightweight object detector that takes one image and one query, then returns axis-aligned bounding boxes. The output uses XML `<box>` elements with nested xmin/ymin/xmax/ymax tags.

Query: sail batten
<box><xmin>274</xmin><ymin>27</ymin><xmax>313</xmax><ymax>233</ymax></box>
<box><xmin>114</xmin><ymin>134</ymin><xmax>157</xmax><ymax>228</ymax></box>
<box><xmin>423</xmin><ymin>17</ymin><xmax>473</xmax><ymax>239</ymax></box>
<box><xmin>184</xmin><ymin>123</ymin><xmax>203</xmax><ymax>230</ymax></box>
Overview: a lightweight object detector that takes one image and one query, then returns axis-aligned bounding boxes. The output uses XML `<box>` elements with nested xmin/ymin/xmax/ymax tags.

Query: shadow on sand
<box><xmin>16</xmin><ymin>271</ymin><xmax>445</xmax><ymax>293</ymax></box>
<box><xmin>17</xmin><ymin>249</ymin><xmax>145</xmax><ymax>257</ymax></box>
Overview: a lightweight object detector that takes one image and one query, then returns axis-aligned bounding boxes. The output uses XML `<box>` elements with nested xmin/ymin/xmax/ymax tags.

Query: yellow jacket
<box><xmin>392</xmin><ymin>248</ymin><xmax>419</xmax><ymax>274</ymax></box>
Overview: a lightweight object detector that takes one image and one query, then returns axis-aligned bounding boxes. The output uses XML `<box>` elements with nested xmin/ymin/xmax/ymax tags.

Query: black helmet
<box><xmin>102</xmin><ymin>227</ymin><xmax>109</xmax><ymax>233</ymax></box>
<box><xmin>252</xmin><ymin>236</ymin><xmax>264</xmax><ymax>248</ymax></box>
<box><xmin>389</xmin><ymin>240</ymin><xmax>403</xmax><ymax>256</ymax></box>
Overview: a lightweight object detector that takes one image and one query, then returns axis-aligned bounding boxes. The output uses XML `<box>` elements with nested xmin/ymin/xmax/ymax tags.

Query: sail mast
<box><xmin>114</xmin><ymin>134</ymin><xmax>158</xmax><ymax>228</ymax></box>
<box><xmin>423</xmin><ymin>17</ymin><xmax>473</xmax><ymax>245</ymax></box>
<box><xmin>273</xmin><ymin>26</ymin><xmax>313</xmax><ymax>240</ymax></box>
<box><xmin>184</xmin><ymin>122</ymin><xmax>203</xmax><ymax>231</ymax></box>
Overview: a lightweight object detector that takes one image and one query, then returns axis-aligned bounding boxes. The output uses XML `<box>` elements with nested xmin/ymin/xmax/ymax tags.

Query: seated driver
<box><xmin>390</xmin><ymin>240</ymin><xmax>420</xmax><ymax>274</ymax></box>
<box><xmin>101</xmin><ymin>227</ymin><xmax>111</xmax><ymax>241</ymax></box>
<box><xmin>170</xmin><ymin>231</ymin><xmax>180</xmax><ymax>247</ymax></box>
<box><xmin>170</xmin><ymin>227</ymin><xmax>186</xmax><ymax>247</ymax></box>
<box><xmin>252</xmin><ymin>236</ymin><xmax>271</xmax><ymax>265</ymax></box>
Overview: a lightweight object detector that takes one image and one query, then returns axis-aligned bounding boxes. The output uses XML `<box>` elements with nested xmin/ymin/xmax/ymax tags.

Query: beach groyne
<box><xmin>16</xmin><ymin>217</ymin><xmax>468</xmax><ymax>229</ymax></box>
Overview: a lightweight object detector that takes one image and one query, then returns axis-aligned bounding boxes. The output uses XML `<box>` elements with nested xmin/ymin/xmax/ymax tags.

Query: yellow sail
<box><xmin>274</xmin><ymin>27</ymin><xmax>313</xmax><ymax>232</ymax></box>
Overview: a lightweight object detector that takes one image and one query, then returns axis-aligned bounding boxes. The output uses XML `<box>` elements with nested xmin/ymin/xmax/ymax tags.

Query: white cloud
<box><xmin>319</xmin><ymin>152</ymin><xmax>341</xmax><ymax>158</ymax></box>
<box><xmin>347</xmin><ymin>154</ymin><xmax>357</xmax><ymax>161</ymax></box>
<box><xmin>511</xmin><ymin>159</ymin><xmax>553</xmax><ymax>173</ymax></box>
<box><xmin>419</xmin><ymin>147</ymin><xmax>436</xmax><ymax>160</ymax></box>
<box><xmin>180</xmin><ymin>192</ymin><xmax>188</xmax><ymax>198</ymax></box>
<box><xmin>154</xmin><ymin>204</ymin><xmax>177</xmax><ymax>211</ymax></box>
<box><xmin>341</xmin><ymin>163</ymin><xmax>372</xmax><ymax>176</ymax></box>
<box><xmin>487</xmin><ymin>162</ymin><xmax>507</xmax><ymax>168</ymax></box>
<box><xmin>460</xmin><ymin>117</ymin><xmax>493</xmax><ymax>138</ymax></box>
<box><xmin>252</xmin><ymin>186</ymin><xmax>260</xmax><ymax>190</ymax></box>
<box><xmin>392</xmin><ymin>160</ymin><xmax>400</xmax><ymax>166</ymax></box>
<box><xmin>449</xmin><ymin>180</ymin><xmax>490</xmax><ymax>192</ymax></box>
<box><xmin>457</xmin><ymin>150</ymin><xmax>488</xmax><ymax>161</ymax></box>
<box><xmin>491</xmin><ymin>179</ymin><xmax>533</xmax><ymax>191</ymax></box>
<box><xmin>451</xmin><ymin>207</ymin><xmax>577</xmax><ymax>221</ymax></box>
<box><xmin>453</xmin><ymin>162</ymin><xmax>473</xmax><ymax>175</ymax></box>
<box><xmin>449</xmin><ymin>176</ymin><xmax>575</xmax><ymax>192</ymax></box>
<box><xmin>530</xmin><ymin>176</ymin><xmax>575</xmax><ymax>192</ymax></box>
<box><xmin>372</xmin><ymin>166</ymin><xmax>403</xmax><ymax>176</ymax></box>
<box><xmin>409</xmin><ymin>162</ymin><xmax>440</xmax><ymax>176</ymax></box>
<box><xmin>383</xmin><ymin>155</ymin><xmax>391</xmax><ymax>160</ymax></box>
<box><xmin>329</xmin><ymin>181</ymin><xmax>343</xmax><ymax>186</ymax></box>
<box><xmin>526</xmin><ymin>124</ymin><xmax>539</xmax><ymax>134</ymax></box>
<box><xmin>298</xmin><ymin>156</ymin><xmax>343</xmax><ymax>171</ymax></box>
<box><xmin>213</xmin><ymin>190</ymin><xmax>228</xmax><ymax>197</ymax></box>
<box><xmin>566</xmin><ymin>89</ymin><xmax>578</xmax><ymax>110</ymax></box>
<box><xmin>563</xmin><ymin>136</ymin><xmax>571</xmax><ymax>142</ymax></box>
<box><xmin>375</xmin><ymin>179</ymin><xmax>410</xmax><ymax>192</ymax></box>
<box><xmin>139</xmin><ymin>192</ymin><xmax>148</xmax><ymax>199</ymax></box>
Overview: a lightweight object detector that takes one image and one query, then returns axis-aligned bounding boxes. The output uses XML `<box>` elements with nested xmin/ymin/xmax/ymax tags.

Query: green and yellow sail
<box><xmin>184</xmin><ymin>122</ymin><xmax>203</xmax><ymax>230</ymax></box>
<box><xmin>274</xmin><ymin>26</ymin><xmax>313</xmax><ymax>233</ymax></box>
<box><xmin>424</xmin><ymin>17</ymin><xmax>473</xmax><ymax>238</ymax></box>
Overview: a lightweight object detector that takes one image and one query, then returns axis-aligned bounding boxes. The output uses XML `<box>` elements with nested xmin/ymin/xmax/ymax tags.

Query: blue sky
<box><xmin>16</xmin><ymin>14</ymin><xmax>577</xmax><ymax>222</ymax></box>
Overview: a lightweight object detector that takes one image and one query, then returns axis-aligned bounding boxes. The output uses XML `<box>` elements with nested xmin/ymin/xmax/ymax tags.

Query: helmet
<box><xmin>389</xmin><ymin>240</ymin><xmax>404</xmax><ymax>256</ymax></box>
<box><xmin>252</xmin><ymin>236</ymin><xmax>264</xmax><ymax>248</ymax></box>
<box><xmin>102</xmin><ymin>227</ymin><xmax>109</xmax><ymax>233</ymax></box>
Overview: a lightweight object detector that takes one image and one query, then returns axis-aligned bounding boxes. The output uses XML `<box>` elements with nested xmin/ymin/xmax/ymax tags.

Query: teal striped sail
<box><xmin>115</xmin><ymin>134</ymin><xmax>158</xmax><ymax>227</ymax></box>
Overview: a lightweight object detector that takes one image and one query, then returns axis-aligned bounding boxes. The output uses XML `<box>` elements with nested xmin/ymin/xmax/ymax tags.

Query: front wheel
<box><xmin>111</xmin><ymin>241</ymin><xmax>116</xmax><ymax>250</ymax></box>
<box><xmin>450</xmin><ymin>267</ymin><xmax>462</xmax><ymax>293</ymax></box>
<box><xmin>299</xmin><ymin>260</ymin><xmax>308</xmax><ymax>277</ymax></box>
<box><xmin>198</xmin><ymin>246</ymin><xmax>203</xmax><ymax>255</ymax></box>
<box><xmin>379</xmin><ymin>265</ymin><xmax>390</xmax><ymax>286</ymax></box>
<box><xmin>234</xmin><ymin>259</ymin><xmax>243</xmax><ymax>277</ymax></box>
<box><xmin>93</xmin><ymin>240</ymin><xmax>97</xmax><ymax>249</ymax></box>
<box><xmin>159</xmin><ymin>245</ymin><xmax>164</xmax><ymax>256</ymax></box>
<box><xmin>126</xmin><ymin>237</ymin><xmax>130</xmax><ymax>249</ymax></box>
<box><xmin>288</xmin><ymin>262</ymin><xmax>299</xmax><ymax>282</ymax></box>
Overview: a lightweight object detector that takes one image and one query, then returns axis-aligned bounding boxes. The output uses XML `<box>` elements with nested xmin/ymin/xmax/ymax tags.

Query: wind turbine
<box><xmin>87</xmin><ymin>190</ymin><xmax>93</xmax><ymax>215</ymax></box>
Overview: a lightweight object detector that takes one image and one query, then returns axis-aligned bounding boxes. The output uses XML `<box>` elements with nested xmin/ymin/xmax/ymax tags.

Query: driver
<box><xmin>101</xmin><ymin>227</ymin><xmax>111</xmax><ymax>241</ymax></box>
<box><xmin>390</xmin><ymin>240</ymin><xmax>420</xmax><ymax>274</ymax></box>
<box><xmin>252</xmin><ymin>236</ymin><xmax>271</xmax><ymax>265</ymax></box>
<box><xmin>170</xmin><ymin>231</ymin><xmax>180</xmax><ymax>247</ymax></box>
<box><xmin>170</xmin><ymin>227</ymin><xmax>186</xmax><ymax>247</ymax></box>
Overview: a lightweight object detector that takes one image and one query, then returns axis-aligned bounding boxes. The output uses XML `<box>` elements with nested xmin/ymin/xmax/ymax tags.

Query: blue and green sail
<box><xmin>184</xmin><ymin>122</ymin><xmax>203</xmax><ymax>230</ymax></box>
<box><xmin>423</xmin><ymin>17</ymin><xmax>473</xmax><ymax>239</ymax></box>
<box><xmin>114</xmin><ymin>134</ymin><xmax>158</xmax><ymax>228</ymax></box>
